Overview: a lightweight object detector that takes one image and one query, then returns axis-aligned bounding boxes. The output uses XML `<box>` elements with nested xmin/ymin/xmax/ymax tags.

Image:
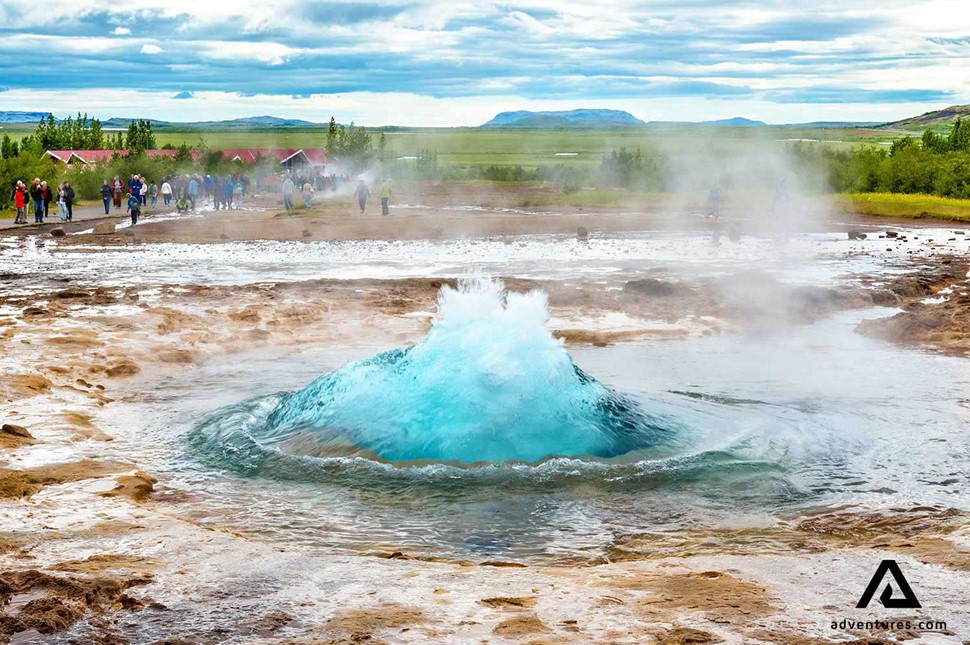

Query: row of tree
<box><xmin>797</xmin><ymin>118</ymin><xmax>970</xmax><ymax>198</ymax></box>
<box><xmin>325</xmin><ymin>117</ymin><xmax>377</xmax><ymax>164</ymax></box>
<box><xmin>9</xmin><ymin>113</ymin><xmax>157</xmax><ymax>154</ymax></box>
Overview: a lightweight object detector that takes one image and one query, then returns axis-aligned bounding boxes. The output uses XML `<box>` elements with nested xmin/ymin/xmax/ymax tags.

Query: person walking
<box><xmin>354</xmin><ymin>179</ymin><xmax>369</xmax><ymax>215</ymax></box>
<box><xmin>56</xmin><ymin>183</ymin><xmax>69</xmax><ymax>222</ymax></box>
<box><xmin>100</xmin><ymin>180</ymin><xmax>112</xmax><ymax>214</ymax></box>
<box><xmin>303</xmin><ymin>180</ymin><xmax>314</xmax><ymax>208</ymax></box>
<box><xmin>13</xmin><ymin>181</ymin><xmax>28</xmax><ymax>224</ymax></box>
<box><xmin>379</xmin><ymin>179</ymin><xmax>392</xmax><ymax>216</ymax></box>
<box><xmin>706</xmin><ymin>181</ymin><xmax>721</xmax><ymax>221</ymax></box>
<box><xmin>281</xmin><ymin>175</ymin><xmax>295</xmax><ymax>210</ymax></box>
<box><xmin>149</xmin><ymin>180</ymin><xmax>158</xmax><ymax>207</ymax></box>
<box><xmin>160</xmin><ymin>179</ymin><xmax>172</xmax><ymax>206</ymax></box>
<box><xmin>113</xmin><ymin>176</ymin><xmax>123</xmax><ymax>209</ymax></box>
<box><xmin>63</xmin><ymin>182</ymin><xmax>75</xmax><ymax>221</ymax></box>
<box><xmin>127</xmin><ymin>192</ymin><xmax>141</xmax><ymax>225</ymax></box>
<box><xmin>30</xmin><ymin>178</ymin><xmax>44</xmax><ymax>223</ymax></box>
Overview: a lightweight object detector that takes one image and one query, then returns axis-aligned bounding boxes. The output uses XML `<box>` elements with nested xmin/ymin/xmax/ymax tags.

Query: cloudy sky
<box><xmin>1</xmin><ymin>0</ymin><xmax>969</xmax><ymax>126</ymax></box>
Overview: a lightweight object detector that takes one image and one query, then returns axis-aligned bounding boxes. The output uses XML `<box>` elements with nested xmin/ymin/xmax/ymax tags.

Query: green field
<box><xmin>1</xmin><ymin>124</ymin><xmax>908</xmax><ymax>170</ymax></box>
<box><xmin>837</xmin><ymin>192</ymin><xmax>970</xmax><ymax>221</ymax></box>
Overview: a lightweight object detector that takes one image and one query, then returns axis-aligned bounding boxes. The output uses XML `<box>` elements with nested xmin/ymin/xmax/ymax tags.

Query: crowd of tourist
<box><xmin>8</xmin><ymin>168</ymin><xmax>392</xmax><ymax>226</ymax></box>
<box><xmin>278</xmin><ymin>173</ymin><xmax>392</xmax><ymax>215</ymax></box>
<box><xmin>11</xmin><ymin>178</ymin><xmax>77</xmax><ymax>224</ymax></box>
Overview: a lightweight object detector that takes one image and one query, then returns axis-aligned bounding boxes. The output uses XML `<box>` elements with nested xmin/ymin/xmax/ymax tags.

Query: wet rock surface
<box><xmin>0</xmin><ymin>569</ymin><xmax>153</xmax><ymax>638</ymax></box>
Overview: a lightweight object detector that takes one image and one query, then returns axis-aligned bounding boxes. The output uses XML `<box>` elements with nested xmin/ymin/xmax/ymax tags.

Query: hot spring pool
<box><xmin>94</xmin><ymin>278</ymin><xmax>970</xmax><ymax>564</ymax></box>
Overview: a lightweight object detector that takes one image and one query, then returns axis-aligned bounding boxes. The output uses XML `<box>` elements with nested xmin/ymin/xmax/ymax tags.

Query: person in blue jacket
<box><xmin>188</xmin><ymin>176</ymin><xmax>199</xmax><ymax>210</ymax></box>
<box><xmin>126</xmin><ymin>192</ymin><xmax>142</xmax><ymax>225</ymax></box>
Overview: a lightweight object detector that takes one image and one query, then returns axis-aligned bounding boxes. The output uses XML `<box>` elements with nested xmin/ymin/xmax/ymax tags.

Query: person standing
<box><xmin>30</xmin><ymin>178</ymin><xmax>44</xmax><ymax>223</ymax></box>
<box><xmin>188</xmin><ymin>176</ymin><xmax>199</xmax><ymax>210</ymax></box>
<box><xmin>149</xmin><ymin>180</ymin><xmax>158</xmax><ymax>207</ymax></box>
<box><xmin>203</xmin><ymin>175</ymin><xmax>213</xmax><ymax>203</ymax></box>
<box><xmin>379</xmin><ymin>179</ymin><xmax>392</xmax><ymax>216</ymax></box>
<box><xmin>211</xmin><ymin>176</ymin><xmax>222</xmax><ymax>210</ymax></box>
<box><xmin>100</xmin><ymin>180</ymin><xmax>112</xmax><ymax>214</ymax></box>
<box><xmin>128</xmin><ymin>175</ymin><xmax>141</xmax><ymax>206</ymax></box>
<box><xmin>63</xmin><ymin>182</ymin><xmax>75</xmax><ymax>221</ymax></box>
<box><xmin>303</xmin><ymin>180</ymin><xmax>314</xmax><ymax>208</ymax></box>
<box><xmin>13</xmin><ymin>181</ymin><xmax>28</xmax><ymax>224</ymax></box>
<box><xmin>706</xmin><ymin>181</ymin><xmax>721</xmax><ymax>221</ymax></box>
<box><xmin>127</xmin><ymin>192</ymin><xmax>141</xmax><ymax>225</ymax></box>
<box><xmin>113</xmin><ymin>176</ymin><xmax>123</xmax><ymax>209</ymax></box>
<box><xmin>40</xmin><ymin>181</ymin><xmax>53</xmax><ymax>219</ymax></box>
<box><xmin>56</xmin><ymin>183</ymin><xmax>69</xmax><ymax>221</ymax></box>
<box><xmin>282</xmin><ymin>175</ymin><xmax>295</xmax><ymax>210</ymax></box>
<box><xmin>160</xmin><ymin>179</ymin><xmax>172</xmax><ymax>206</ymax></box>
<box><xmin>223</xmin><ymin>176</ymin><xmax>235</xmax><ymax>210</ymax></box>
<box><xmin>354</xmin><ymin>179</ymin><xmax>369</xmax><ymax>215</ymax></box>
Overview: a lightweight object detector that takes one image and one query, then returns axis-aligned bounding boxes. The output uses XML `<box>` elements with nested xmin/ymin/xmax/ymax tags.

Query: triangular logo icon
<box><xmin>856</xmin><ymin>560</ymin><xmax>921</xmax><ymax>609</ymax></box>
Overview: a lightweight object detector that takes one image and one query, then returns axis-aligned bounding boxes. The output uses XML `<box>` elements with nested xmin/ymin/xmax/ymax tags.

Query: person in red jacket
<box><xmin>12</xmin><ymin>181</ymin><xmax>28</xmax><ymax>224</ymax></box>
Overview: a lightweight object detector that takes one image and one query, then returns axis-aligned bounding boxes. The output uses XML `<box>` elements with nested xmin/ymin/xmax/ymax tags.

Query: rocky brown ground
<box><xmin>2</xmin><ymin>204</ymin><xmax>968</xmax><ymax>643</ymax></box>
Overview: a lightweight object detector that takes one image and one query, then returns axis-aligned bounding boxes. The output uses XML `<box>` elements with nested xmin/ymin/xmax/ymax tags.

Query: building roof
<box><xmin>45</xmin><ymin>149</ymin><xmax>183</xmax><ymax>163</ymax></box>
<box><xmin>45</xmin><ymin>147</ymin><xmax>326</xmax><ymax>165</ymax></box>
<box><xmin>217</xmin><ymin>148</ymin><xmax>328</xmax><ymax>165</ymax></box>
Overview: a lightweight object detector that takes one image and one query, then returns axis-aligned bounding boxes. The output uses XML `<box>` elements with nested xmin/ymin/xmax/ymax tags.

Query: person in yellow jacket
<box><xmin>380</xmin><ymin>180</ymin><xmax>392</xmax><ymax>216</ymax></box>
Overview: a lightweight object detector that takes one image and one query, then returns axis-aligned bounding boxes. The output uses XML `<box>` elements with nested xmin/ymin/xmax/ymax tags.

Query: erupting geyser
<box><xmin>198</xmin><ymin>278</ymin><xmax>679</xmax><ymax>464</ymax></box>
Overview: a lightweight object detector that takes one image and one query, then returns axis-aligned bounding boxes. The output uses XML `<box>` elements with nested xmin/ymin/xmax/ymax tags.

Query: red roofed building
<box><xmin>218</xmin><ymin>148</ymin><xmax>327</xmax><ymax>170</ymax></box>
<box><xmin>45</xmin><ymin>149</ymin><xmax>187</xmax><ymax>164</ymax></box>
<box><xmin>45</xmin><ymin>147</ymin><xmax>325</xmax><ymax>170</ymax></box>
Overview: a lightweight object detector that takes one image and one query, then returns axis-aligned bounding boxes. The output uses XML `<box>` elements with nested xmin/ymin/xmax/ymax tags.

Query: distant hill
<box><xmin>700</xmin><ymin>117</ymin><xmax>766</xmax><ymax>127</ymax></box>
<box><xmin>482</xmin><ymin>109</ymin><xmax>645</xmax><ymax>128</ymax></box>
<box><xmin>102</xmin><ymin>115</ymin><xmax>321</xmax><ymax>129</ymax></box>
<box><xmin>646</xmin><ymin>117</ymin><xmax>766</xmax><ymax>128</ymax></box>
<box><xmin>0</xmin><ymin>111</ymin><xmax>49</xmax><ymax>124</ymax></box>
<box><xmin>784</xmin><ymin>121</ymin><xmax>882</xmax><ymax>128</ymax></box>
<box><xmin>882</xmin><ymin>105</ymin><xmax>970</xmax><ymax>130</ymax></box>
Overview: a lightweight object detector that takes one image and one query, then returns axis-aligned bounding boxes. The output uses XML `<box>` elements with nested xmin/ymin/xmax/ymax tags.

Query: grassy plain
<box><xmin>837</xmin><ymin>192</ymin><xmax>970</xmax><ymax>221</ymax></box>
<box><xmin>1</xmin><ymin>124</ymin><xmax>905</xmax><ymax>169</ymax></box>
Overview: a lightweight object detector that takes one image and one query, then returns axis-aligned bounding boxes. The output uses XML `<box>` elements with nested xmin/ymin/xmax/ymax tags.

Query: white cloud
<box><xmin>140</xmin><ymin>43</ymin><xmax>163</xmax><ymax>54</ymax></box>
<box><xmin>112</xmin><ymin>26</ymin><xmax>131</xmax><ymax>35</ymax></box>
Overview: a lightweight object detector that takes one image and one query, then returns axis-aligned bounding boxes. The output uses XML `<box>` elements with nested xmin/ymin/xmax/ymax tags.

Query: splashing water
<box><xmin>198</xmin><ymin>278</ymin><xmax>682</xmax><ymax>464</ymax></box>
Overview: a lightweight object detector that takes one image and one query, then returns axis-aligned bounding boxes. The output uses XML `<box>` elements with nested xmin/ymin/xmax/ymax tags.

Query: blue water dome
<box><xmin>258</xmin><ymin>278</ymin><xmax>675</xmax><ymax>463</ymax></box>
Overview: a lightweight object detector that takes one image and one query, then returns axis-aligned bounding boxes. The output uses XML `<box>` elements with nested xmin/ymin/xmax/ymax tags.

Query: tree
<box><xmin>378</xmin><ymin>132</ymin><xmax>387</xmax><ymax>162</ymax></box>
<box><xmin>1</xmin><ymin>134</ymin><xmax>18</xmax><ymax>158</ymax></box>
<box><xmin>125</xmin><ymin>121</ymin><xmax>140</xmax><ymax>151</ymax></box>
<box><xmin>949</xmin><ymin>118</ymin><xmax>970</xmax><ymax>152</ymax></box>
<box><xmin>141</xmin><ymin>120</ymin><xmax>157</xmax><ymax>150</ymax></box>
<box><xmin>89</xmin><ymin>118</ymin><xmax>104</xmax><ymax>149</ymax></box>
<box><xmin>326</xmin><ymin>116</ymin><xmax>338</xmax><ymax>152</ymax></box>
<box><xmin>174</xmin><ymin>142</ymin><xmax>194</xmax><ymax>165</ymax></box>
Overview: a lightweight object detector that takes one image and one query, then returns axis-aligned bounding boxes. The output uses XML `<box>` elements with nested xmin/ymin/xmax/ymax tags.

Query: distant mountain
<box><xmin>482</xmin><ymin>109</ymin><xmax>645</xmax><ymax>128</ymax></box>
<box><xmin>0</xmin><ymin>111</ymin><xmax>50</xmax><ymax>124</ymax></box>
<box><xmin>882</xmin><ymin>105</ymin><xmax>970</xmax><ymax>130</ymax></box>
<box><xmin>101</xmin><ymin>118</ymin><xmax>172</xmax><ymax>128</ymax></box>
<box><xmin>784</xmin><ymin>121</ymin><xmax>882</xmax><ymax>128</ymax></box>
<box><xmin>101</xmin><ymin>115</ymin><xmax>321</xmax><ymax>129</ymax></box>
<box><xmin>700</xmin><ymin>117</ymin><xmax>766</xmax><ymax>127</ymax></box>
<box><xmin>645</xmin><ymin>117</ymin><xmax>765</xmax><ymax>128</ymax></box>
